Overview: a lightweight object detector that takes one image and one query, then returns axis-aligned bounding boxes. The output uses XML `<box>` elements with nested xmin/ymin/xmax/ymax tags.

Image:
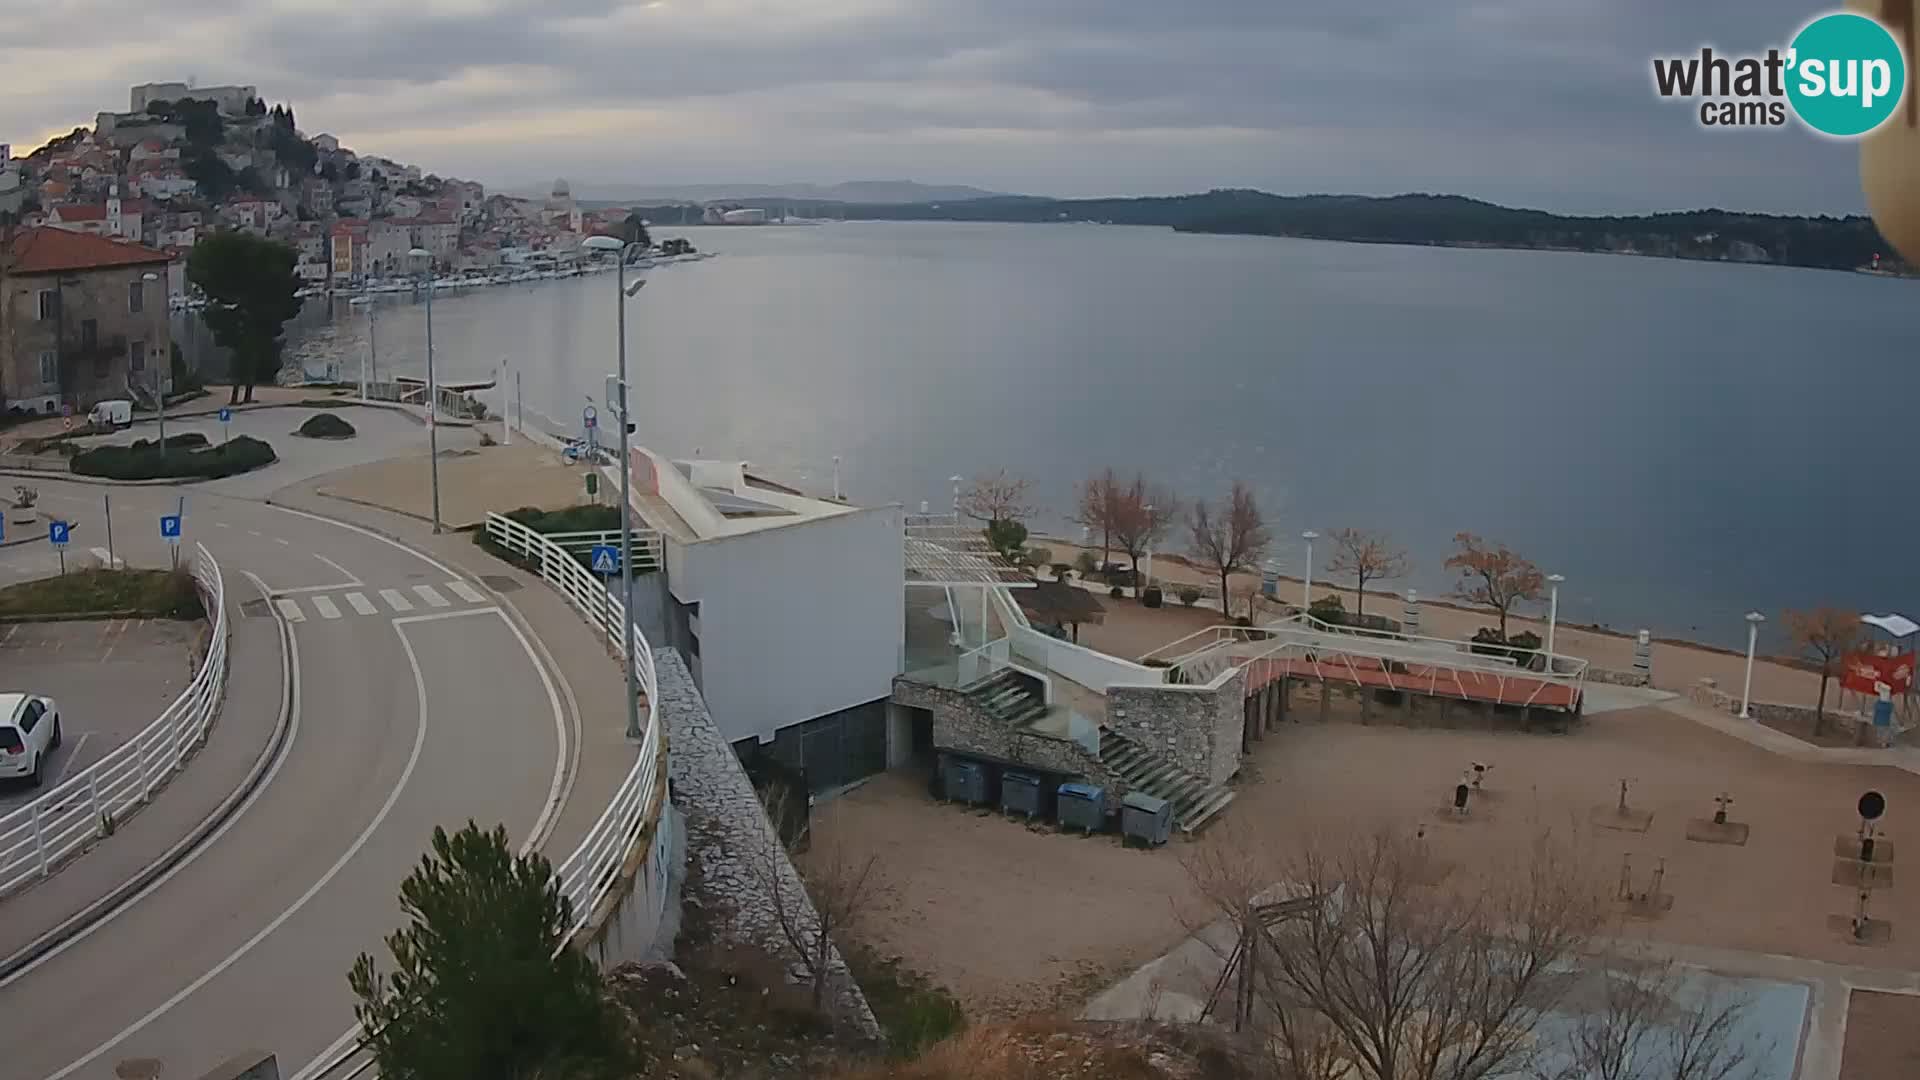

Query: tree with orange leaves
<box><xmin>1442</xmin><ymin>533</ymin><xmax>1543</xmax><ymax>639</ymax></box>
<box><xmin>1784</xmin><ymin>607</ymin><xmax>1865</xmax><ymax>736</ymax></box>
<box><xmin>1325</xmin><ymin>528</ymin><xmax>1409</xmax><ymax>621</ymax></box>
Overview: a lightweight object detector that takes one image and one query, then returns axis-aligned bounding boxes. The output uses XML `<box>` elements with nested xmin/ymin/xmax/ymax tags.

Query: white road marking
<box><xmin>45</xmin><ymin>611</ymin><xmax>431</xmax><ymax>1080</ymax></box>
<box><xmin>313</xmin><ymin>553</ymin><xmax>359</xmax><ymax>583</ymax></box>
<box><xmin>268</xmin><ymin>503</ymin><xmax>463</xmax><ymax>579</ymax></box>
<box><xmin>214</xmin><ymin>522</ymin><xmax>230</xmax><ymax>529</ymax></box>
<box><xmin>344</xmin><ymin>592</ymin><xmax>377</xmax><ymax>616</ymax></box>
<box><xmin>310</xmin><ymin>595</ymin><xmax>341</xmax><ymax>620</ymax></box>
<box><xmin>246</xmin><ymin>530</ymin><xmax>262</xmax><ymax>538</ymax></box>
<box><xmin>411</xmin><ymin>584</ymin><xmax>450</xmax><ymax>608</ymax></box>
<box><xmin>446</xmin><ymin>579</ymin><xmax>486</xmax><ymax>604</ymax></box>
<box><xmin>274</xmin><ymin>537</ymin><xmax>290</xmax><ymax>546</ymax></box>
<box><xmin>1</xmin><ymin>569</ymin><xmax>300</xmax><ymax>988</ymax></box>
<box><xmin>378</xmin><ymin>588</ymin><xmax>413</xmax><ymax>612</ymax></box>
<box><xmin>273</xmin><ymin>598</ymin><xmax>305</xmax><ymax>623</ymax></box>
<box><xmin>298</xmin><ymin>604</ymin><xmax>570</xmax><ymax>1080</ymax></box>
<box><xmin>44</xmin><ymin>732</ymin><xmax>92</xmax><ymax>790</ymax></box>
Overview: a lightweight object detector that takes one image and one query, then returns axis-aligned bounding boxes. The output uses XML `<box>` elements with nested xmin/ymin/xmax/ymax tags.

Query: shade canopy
<box><xmin>1862</xmin><ymin>613</ymin><xmax>1919</xmax><ymax>639</ymax></box>
<box><xmin>1015</xmin><ymin>580</ymin><xmax>1107</xmax><ymax>626</ymax></box>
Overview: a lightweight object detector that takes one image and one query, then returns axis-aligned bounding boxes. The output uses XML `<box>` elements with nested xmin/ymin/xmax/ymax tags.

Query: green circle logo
<box><xmin>1787</xmin><ymin>13</ymin><xmax>1907</xmax><ymax>137</ymax></box>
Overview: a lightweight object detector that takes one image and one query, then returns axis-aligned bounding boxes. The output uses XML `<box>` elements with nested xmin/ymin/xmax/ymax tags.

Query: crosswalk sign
<box><xmin>48</xmin><ymin>521</ymin><xmax>70</xmax><ymax>546</ymax></box>
<box><xmin>590</xmin><ymin>545</ymin><xmax>619</xmax><ymax>575</ymax></box>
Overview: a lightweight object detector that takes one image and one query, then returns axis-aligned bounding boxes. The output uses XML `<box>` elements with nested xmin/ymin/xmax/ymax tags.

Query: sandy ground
<box><xmin>1036</xmin><ymin>538</ymin><xmax>1854</xmax><ymax>717</ymax></box>
<box><xmin>814</xmin><ymin>699</ymin><xmax>1920</xmax><ymax>1020</ymax></box>
<box><xmin>314</xmin><ymin>433</ymin><xmax>592</xmax><ymax>528</ymax></box>
<box><xmin>1838</xmin><ymin>990</ymin><xmax>1920</xmax><ymax>1080</ymax></box>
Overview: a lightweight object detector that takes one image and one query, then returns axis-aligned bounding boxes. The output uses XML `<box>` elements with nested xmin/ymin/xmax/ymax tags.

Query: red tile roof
<box><xmin>6</xmin><ymin>226</ymin><xmax>171</xmax><ymax>274</ymax></box>
<box><xmin>51</xmin><ymin>203</ymin><xmax>107</xmax><ymax>222</ymax></box>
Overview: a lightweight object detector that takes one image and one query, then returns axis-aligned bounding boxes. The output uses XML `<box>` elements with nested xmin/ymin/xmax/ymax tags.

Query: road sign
<box><xmin>583</xmin><ymin>405</ymin><xmax>598</xmax><ymax>430</ymax></box>
<box><xmin>590</xmin><ymin>545</ymin><xmax>619</xmax><ymax>575</ymax></box>
<box><xmin>218</xmin><ymin>407</ymin><xmax>232</xmax><ymax>423</ymax></box>
<box><xmin>160</xmin><ymin>514</ymin><xmax>182</xmax><ymax>543</ymax></box>
<box><xmin>48</xmin><ymin>521</ymin><xmax>70</xmax><ymax>546</ymax></box>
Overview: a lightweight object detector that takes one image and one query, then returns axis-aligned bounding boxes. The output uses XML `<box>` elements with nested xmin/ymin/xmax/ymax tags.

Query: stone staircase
<box><xmin>1098</xmin><ymin>729</ymin><xmax>1237</xmax><ymax>832</ymax></box>
<box><xmin>968</xmin><ymin>668</ymin><xmax>1049</xmax><ymax>727</ymax></box>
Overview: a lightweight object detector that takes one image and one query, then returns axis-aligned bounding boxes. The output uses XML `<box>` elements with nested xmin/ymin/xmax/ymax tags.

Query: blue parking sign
<box><xmin>160</xmin><ymin>514</ymin><xmax>182</xmax><ymax>542</ymax></box>
<box><xmin>590</xmin><ymin>544</ymin><xmax>619</xmax><ymax>575</ymax></box>
<box><xmin>218</xmin><ymin>407</ymin><xmax>232</xmax><ymax>423</ymax></box>
<box><xmin>48</xmin><ymin>521</ymin><xmax>70</xmax><ymax>546</ymax></box>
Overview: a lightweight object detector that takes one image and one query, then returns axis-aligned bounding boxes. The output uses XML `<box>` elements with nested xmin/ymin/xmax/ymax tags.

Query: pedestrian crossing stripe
<box><xmin>267</xmin><ymin>582</ymin><xmax>495</xmax><ymax>622</ymax></box>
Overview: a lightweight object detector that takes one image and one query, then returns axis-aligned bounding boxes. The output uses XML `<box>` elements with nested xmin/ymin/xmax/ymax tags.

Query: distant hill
<box><xmin>817</xmin><ymin>190</ymin><xmax>1900</xmax><ymax>274</ymax></box>
<box><xmin>540</xmin><ymin>180</ymin><xmax>1012</xmax><ymax>206</ymax></box>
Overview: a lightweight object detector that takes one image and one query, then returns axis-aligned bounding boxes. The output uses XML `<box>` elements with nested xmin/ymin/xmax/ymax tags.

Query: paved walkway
<box><xmin>1656</xmin><ymin>697</ymin><xmax>1920</xmax><ymax>778</ymax></box>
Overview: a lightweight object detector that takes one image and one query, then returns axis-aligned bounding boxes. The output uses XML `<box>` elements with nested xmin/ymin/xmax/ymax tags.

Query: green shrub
<box><xmin>1074</xmin><ymin>551</ymin><xmax>1098</xmax><ymax>577</ymax></box>
<box><xmin>984</xmin><ymin>518</ymin><xmax>1027</xmax><ymax>561</ymax></box>
<box><xmin>1142</xmin><ymin>585</ymin><xmax>1163</xmax><ymax>608</ymax></box>
<box><xmin>0</xmin><ymin>567</ymin><xmax>203</xmax><ymax>619</ymax></box>
<box><xmin>1178</xmin><ymin>586</ymin><xmax>1201</xmax><ymax>607</ymax></box>
<box><xmin>1023</xmin><ymin>545</ymin><xmax>1053</xmax><ymax>569</ymax></box>
<box><xmin>295</xmin><ymin>412</ymin><xmax>357</xmax><ymax>438</ymax></box>
<box><xmin>1308</xmin><ymin>594</ymin><xmax>1347</xmax><ymax>625</ymax></box>
<box><xmin>71</xmin><ymin>435</ymin><xmax>276</xmax><ymax>481</ymax></box>
<box><xmin>1109</xmin><ymin>585</ymin><xmax>1125</xmax><ymax>598</ymax></box>
<box><xmin>163</xmin><ymin>432</ymin><xmax>210</xmax><ymax>449</ymax></box>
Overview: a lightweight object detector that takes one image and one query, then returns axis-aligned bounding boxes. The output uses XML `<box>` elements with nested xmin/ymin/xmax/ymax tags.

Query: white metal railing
<box><xmin>956</xmin><ymin>636</ymin><xmax>1010</xmax><ymax>688</ymax></box>
<box><xmin>482</xmin><ymin>511</ymin><xmax>664</xmax><ymax>938</ymax></box>
<box><xmin>0</xmin><ymin>543</ymin><xmax>228</xmax><ymax>899</ymax></box>
<box><xmin>538</xmin><ymin>529</ymin><xmax>663</xmax><ymax>571</ymax></box>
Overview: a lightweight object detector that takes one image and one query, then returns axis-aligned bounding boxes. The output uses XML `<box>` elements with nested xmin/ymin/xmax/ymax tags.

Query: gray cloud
<box><xmin>0</xmin><ymin>0</ymin><xmax>1867</xmax><ymax>213</ymax></box>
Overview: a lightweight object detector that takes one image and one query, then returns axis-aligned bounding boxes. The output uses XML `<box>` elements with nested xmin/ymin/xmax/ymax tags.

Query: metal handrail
<box><xmin>0</xmin><ymin>544</ymin><xmax>228</xmax><ymax>899</ymax></box>
<box><xmin>312</xmin><ymin>516</ymin><xmax>671</xmax><ymax>1079</ymax></box>
<box><xmin>536</xmin><ymin>528</ymin><xmax>664</xmax><ymax>569</ymax></box>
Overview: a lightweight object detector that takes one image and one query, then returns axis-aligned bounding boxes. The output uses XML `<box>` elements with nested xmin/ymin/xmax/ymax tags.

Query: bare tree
<box><xmin>1325</xmin><ymin>528</ymin><xmax>1410</xmax><ymax>621</ymax></box>
<box><xmin>1444</xmin><ymin>532</ymin><xmax>1545</xmax><ymax>639</ymax></box>
<box><xmin>1783</xmin><ymin>607</ymin><xmax>1865</xmax><ymax>736</ymax></box>
<box><xmin>1186</xmin><ymin>824</ymin><xmax>1609</xmax><ymax>1080</ymax></box>
<box><xmin>1542</xmin><ymin>943</ymin><xmax>1764</xmax><ymax>1080</ymax></box>
<box><xmin>1071</xmin><ymin>468</ymin><xmax>1121</xmax><ymax>566</ymax></box>
<box><xmin>749</xmin><ymin>784</ymin><xmax>889</xmax><ymax>1013</ymax></box>
<box><xmin>1111</xmin><ymin>473</ymin><xmax>1178</xmax><ymax>580</ymax></box>
<box><xmin>958</xmin><ymin>469</ymin><xmax>1034</xmax><ymax>526</ymax></box>
<box><xmin>1189</xmin><ymin>482</ymin><xmax>1270</xmax><ymax>621</ymax></box>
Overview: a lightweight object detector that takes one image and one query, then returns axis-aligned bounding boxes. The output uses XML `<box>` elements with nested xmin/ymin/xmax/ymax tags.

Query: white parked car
<box><xmin>0</xmin><ymin>694</ymin><xmax>62</xmax><ymax>788</ymax></box>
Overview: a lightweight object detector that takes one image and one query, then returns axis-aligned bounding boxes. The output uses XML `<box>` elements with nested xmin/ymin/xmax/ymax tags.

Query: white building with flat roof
<box><xmin>618</xmin><ymin>446</ymin><xmax>904</xmax><ymax>789</ymax></box>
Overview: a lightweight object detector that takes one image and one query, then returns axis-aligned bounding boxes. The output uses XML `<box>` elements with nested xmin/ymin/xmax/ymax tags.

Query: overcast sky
<box><xmin>0</xmin><ymin>0</ymin><xmax>1869</xmax><ymax>214</ymax></box>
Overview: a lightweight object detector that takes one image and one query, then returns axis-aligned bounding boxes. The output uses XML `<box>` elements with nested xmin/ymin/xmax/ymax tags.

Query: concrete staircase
<box><xmin>1098</xmin><ymin>729</ymin><xmax>1236</xmax><ymax>832</ymax></box>
<box><xmin>969</xmin><ymin>669</ymin><xmax>1049</xmax><ymax>727</ymax></box>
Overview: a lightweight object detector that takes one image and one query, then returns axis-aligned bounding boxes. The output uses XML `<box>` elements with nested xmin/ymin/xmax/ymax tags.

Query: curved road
<box><xmin>0</xmin><ymin>479</ymin><xmax>573</xmax><ymax>1079</ymax></box>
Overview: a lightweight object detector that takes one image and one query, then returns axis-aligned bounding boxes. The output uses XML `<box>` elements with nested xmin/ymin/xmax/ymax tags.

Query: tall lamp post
<box><xmin>1141</xmin><ymin>504</ymin><xmax>1154</xmax><ymax>596</ymax></box>
<box><xmin>407</xmin><ymin>249</ymin><xmax>442</xmax><ymax>533</ymax></box>
<box><xmin>1741</xmin><ymin>611</ymin><xmax>1766</xmax><ymax>719</ymax></box>
<box><xmin>1301</xmin><ymin>530</ymin><xmax>1319</xmax><ymax>612</ymax></box>
<box><xmin>1545</xmin><ymin>573</ymin><xmax>1565</xmax><ymax>672</ymax></box>
<box><xmin>582</xmin><ymin>235</ymin><xmax>649</xmax><ymax>740</ymax></box>
<box><xmin>140</xmin><ymin>272</ymin><xmax>166</xmax><ymax>455</ymax></box>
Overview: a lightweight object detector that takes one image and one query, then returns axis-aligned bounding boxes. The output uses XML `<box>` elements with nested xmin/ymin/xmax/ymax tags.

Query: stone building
<box><xmin>1</xmin><ymin>227</ymin><xmax>173</xmax><ymax>414</ymax></box>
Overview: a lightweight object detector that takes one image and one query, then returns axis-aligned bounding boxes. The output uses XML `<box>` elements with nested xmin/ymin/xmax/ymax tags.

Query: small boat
<box><xmin>348</xmin><ymin>295</ymin><xmax>373</xmax><ymax>306</ymax></box>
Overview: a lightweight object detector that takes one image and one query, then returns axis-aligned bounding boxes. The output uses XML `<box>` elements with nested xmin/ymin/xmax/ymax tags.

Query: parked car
<box><xmin>0</xmin><ymin>693</ymin><xmax>62</xmax><ymax>788</ymax></box>
<box><xmin>87</xmin><ymin>399</ymin><xmax>132</xmax><ymax>429</ymax></box>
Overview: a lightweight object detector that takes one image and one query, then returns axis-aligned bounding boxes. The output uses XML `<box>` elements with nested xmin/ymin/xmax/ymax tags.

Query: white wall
<box><xmin>667</xmin><ymin>505</ymin><xmax>905</xmax><ymax>743</ymax></box>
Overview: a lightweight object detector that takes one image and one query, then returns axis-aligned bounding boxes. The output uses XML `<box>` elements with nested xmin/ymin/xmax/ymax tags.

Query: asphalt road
<box><xmin>0</xmin><ymin>478</ymin><xmax>571</xmax><ymax>1080</ymax></box>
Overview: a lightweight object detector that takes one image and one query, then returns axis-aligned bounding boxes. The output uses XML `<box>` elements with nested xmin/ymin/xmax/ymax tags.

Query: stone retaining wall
<box><xmin>1106</xmin><ymin>668</ymin><xmax>1245</xmax><ymax>786</ymax></box>
<box><xmin>1686</xmin><ymin>677</ymin><xmax>1889</xmax><ymax>747</ymax></box>
<box><xmin>661</xmin><ymin>650</ymin><xmax>882</xmax><ymax>1040</ymax></box>
<box><xmin>892</xmin><ymin>676</ymin><xmax>1127</xmax><ymax>807</ymax></box>
<box><xmin>1586</xmin><ymin>667</ymin><xmax>1652</xmax><ymax>688</ymax></box>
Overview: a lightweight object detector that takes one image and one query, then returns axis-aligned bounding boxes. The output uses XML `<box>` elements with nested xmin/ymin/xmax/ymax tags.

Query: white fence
<box><xmin>539</xmin><ymin>528</ymin><xmax>663</xmax><ymax>572</ymax></box>
<box><xmin>0</xmin><ymin>544</ymin><xmax>228</xmax><ymax>899</ymax></box>
<box><xmin>482</xmin><ymin>511</ymin><xmax>665</xmax><ymax>938</ymax></box>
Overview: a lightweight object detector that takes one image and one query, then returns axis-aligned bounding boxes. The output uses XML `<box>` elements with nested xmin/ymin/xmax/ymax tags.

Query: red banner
<box><xmin>1842</xmin><ymin>651</ymin><xmax>1916</xmax><ymax>695</ymax></box>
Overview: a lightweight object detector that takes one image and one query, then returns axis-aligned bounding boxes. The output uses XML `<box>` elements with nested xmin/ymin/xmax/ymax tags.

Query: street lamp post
<box><xmin>408</xmin><ymin>249</ymin><xmax>441</xmax><ymax>533</ymax></box>
<box><xmin>1301</xmin><ymin>530</ymin><xmax>1319</xmax><ymax>612</ymax></box>
<box><xmin>1545</xmin><ymin>573</ymin><xmax>1565</xmax><ymax>672</ymax></box>
<box><xmin>1741</xmin><ymin>611</ymin><xmax>1766</xmax><ymax>719</ymax></box>
<box><xmin>1141</xmin><ymin>504</ymin><xmax>1154</xmax><ymax>596</ymax></box>
<box><xmin>141</xmin><ymin>272</ymin><xmax>166</xmax><ymax>456</ymax></box>
<box><xmin>582</xmin><ymin>235</ymin><xmax>649</xmax><ymax>740</ymax></box>
<box><xmin>950</xmin><ymin>475</ymin><xmax>963</xmax><ymax>517</ymax></box>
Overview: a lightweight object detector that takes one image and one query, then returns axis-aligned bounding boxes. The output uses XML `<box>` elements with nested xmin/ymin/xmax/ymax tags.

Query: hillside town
<box><xmin>0</xmin><ymin>82</ymin><xmax>652</xmax><ymax>288</ymax></box>
<box><xmin>0</xmin><ymin>80</ymin><xmax>660</xmax><ymax>416</ymax></box>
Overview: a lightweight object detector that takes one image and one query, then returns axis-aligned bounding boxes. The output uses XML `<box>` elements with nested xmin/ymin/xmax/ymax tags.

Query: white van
<box><xmin>88</xmin><ymin>399</ymin><xmax>132</xmax><ymax>429</ymax></box>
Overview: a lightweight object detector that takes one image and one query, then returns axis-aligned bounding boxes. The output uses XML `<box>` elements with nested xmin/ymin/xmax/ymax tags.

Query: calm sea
<box><xmin>233</xmin><ymin>221</ymin><xmax>1918</xmax><ymax>649</ymax></box>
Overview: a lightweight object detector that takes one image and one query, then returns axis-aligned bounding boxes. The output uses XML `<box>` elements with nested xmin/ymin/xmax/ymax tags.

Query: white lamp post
<box><xmin>1545</xmin><ymin>573</ymin><xmax>1565</xmax><ymax>673</ymax></box>
<box><xmin>1741</xmin><ymin>611</ymin><xmax>1766</xmax><ymax>719</ymax></box>
<box><xmin>408</xmin><ymin>249</ymin><xmax>441</xmax><ymax>532</ymax></box>
<box><xmin>1301</xmin><ymin>530</ymin><xmax>1319</xmax><ymax>611</ymax></box>
<box><xmin>582</xmin><ymin>234</ymin><xmax>649</xmax><ymax>740</ymax></box>
<box><xmin>1141</xmin><ymin>504</ymin><xmax>1154</xmax><ymax>595</ymax></box>
<box><xmin>950</xmin><ymin>475</ymin><xmax>963</xmax><ymax>517</ymax></box>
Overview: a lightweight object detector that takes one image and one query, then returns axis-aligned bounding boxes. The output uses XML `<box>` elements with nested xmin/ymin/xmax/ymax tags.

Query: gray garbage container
<box><xmin>942</xmin><ymin>756</ymin><xmax>988</xmax><ymax>806</ymax></box>
<box><xmin>1001</xmin><ymin>770</ymin><xmax>1043</xmax><ymax>818</ymax></box>
<box><xmin>1121</xmin><ymin>790</ymin><xmax>1173</xmax><ymax>847</ymax></box>
<box><xmin>1058</xmin><ymin>782</ymin><xmax>1105</xmax><ymax>833</ymax></box>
